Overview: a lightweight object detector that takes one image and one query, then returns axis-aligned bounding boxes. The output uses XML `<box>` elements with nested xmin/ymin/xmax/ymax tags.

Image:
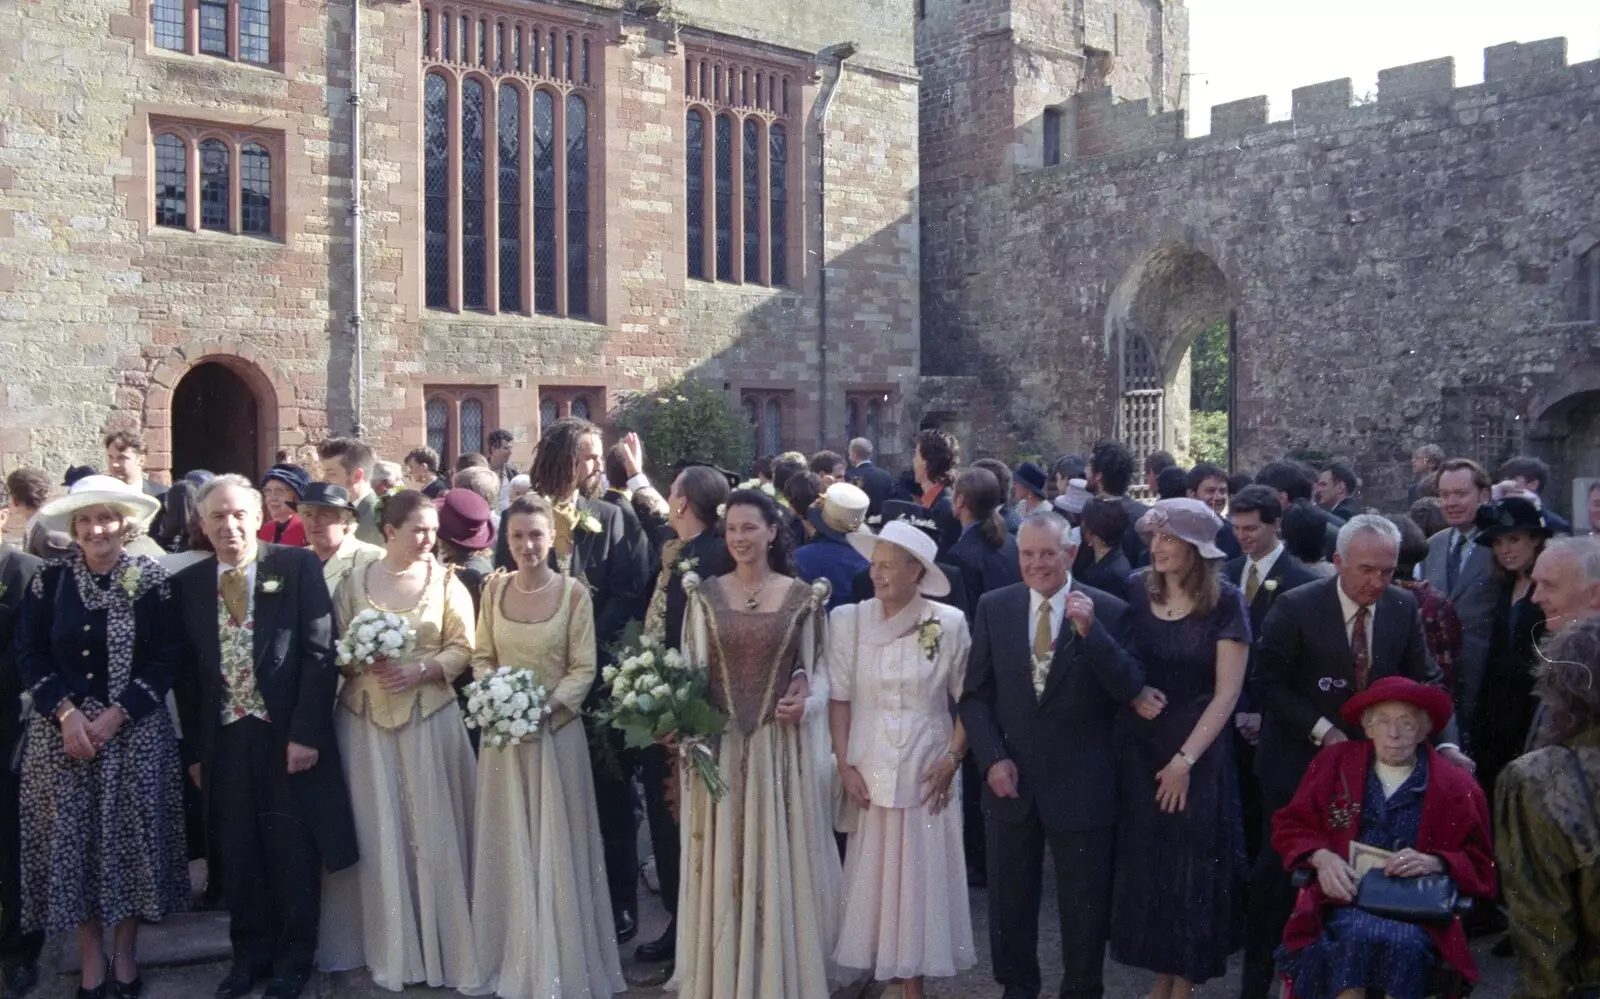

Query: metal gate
<box><xmin>1119</xmin><ymin>330</ymin><xmax>1164</xmax><ymax>477</ymax></box>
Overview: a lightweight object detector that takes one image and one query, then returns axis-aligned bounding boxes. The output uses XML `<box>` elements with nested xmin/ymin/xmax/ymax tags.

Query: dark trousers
<box><xmin>987</xmin><ymin>812</ymin><xmax>1114</xmax><ymax>999</ymax></box>
<box><xmin>1235</xmin><ymin>732</ymin><xmax>1263</xmax><ymax>865</ymax></box>
<box><xmin>211</xmin><ymin>718</ymin><xmax>323</xmax><ymax>976</ymax></box>
<box><xmin>589</xmin><ymin>723</ymin><xmax>638</xmax><ymax>920</ymax></box>
<box><xmin>1240</xmin><ymin>790</ymin><xmax>1297</xmax><ymax>999</ymax></box>
<box><xmin>0</xmin><ymin>727</ymin><xmax>43</xmax><ymax>971</ymax></box>
<box><xmin>961</xmin><ymin>755</ymin><xmax>986</xmax><ymax>881</ymax></box>
<box><xmin>639</xmin><ymin>744</ymin><xmax>679</xmax><ymax>918</ymax></box>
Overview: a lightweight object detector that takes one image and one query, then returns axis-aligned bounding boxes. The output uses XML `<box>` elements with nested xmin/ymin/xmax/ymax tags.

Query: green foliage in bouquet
<box><xmin>597</xmin><ymin>621</ymin><xmax>730</xmax><ymax>798</ymax></box>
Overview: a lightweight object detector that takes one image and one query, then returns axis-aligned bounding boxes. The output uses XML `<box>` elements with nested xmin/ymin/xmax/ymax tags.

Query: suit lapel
<box><xmin>1452</xmin><ymin>540</ymin><xmax>1490</xmax><ymax>601</ymax></box>
<box><xmin>1319</xmin><ymin>582</ymin><xmax>1357</xmax><ymax>687</ymax></box>
<box><xmin>251</xmin><ymin>547</ymin><xmax>282</xmax><ymax>668</ymax></box>
<box><xmin>572</xmin><ymin>499</ymin><xmax>600</xmax><ymax>580</ymax></box>
<box><xmin>1039</xmin><ymin>584</ymin><xmax>1083</xmax><ymax>705</ymax></box>
<box><xmin>187</xmin><ymin>558</ymin><xmax>223</xmax><ymax>670</ymax></box>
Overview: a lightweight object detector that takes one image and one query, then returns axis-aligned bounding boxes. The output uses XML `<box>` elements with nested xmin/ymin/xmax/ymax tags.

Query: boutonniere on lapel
<box><xmin>1264</xmin><ymin>579</ymin><xmax>1279</xmax><ymax>596</ymax></box>
<box><xmin>1327</xmin><ymin>771</ymin><xmax>1362</xmax><ymax>831</ymax></box>
<box><xmin>576</xmin><ymin>512</ymin><xmax>603</xmax><ymax>535</ymax></box>
<box><xmin>119</xmin><ymin>565</ymin><xmax>142</xmax><ymax>599</ymax></box>
<box><xmin>259</xmin><ymin>575</ymin><xmax>284</xmax><ymax>596</ymax></box>
<box><xmin>675</xmin><ymin>555</ymin><xmax>700</xmax><ymax>576</ymax></box>
<box><xmin>916</xmin><ymin>614</ymin><xmax>943</xmax><ymax>661</ymax></box>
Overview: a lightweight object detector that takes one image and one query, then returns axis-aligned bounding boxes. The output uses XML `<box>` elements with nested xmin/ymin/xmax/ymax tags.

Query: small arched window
<box><xmin>199</xmin><ymin>139</ymin><xmax>230</xmax><ymax>231</ymax></box>
<box><xmin>240</xmin><ymin>143</ymin><xmax>272</xmax><ymax>235</ymax></box>
<box><xmin>154</xmin><ymin>133</ymin><xmax>187</xmax><ymax>229</ymax></box>
<box><xmin>571</xmin><ymin>396</ymin><xmax>592</xmax><ymax>421</ymax></box>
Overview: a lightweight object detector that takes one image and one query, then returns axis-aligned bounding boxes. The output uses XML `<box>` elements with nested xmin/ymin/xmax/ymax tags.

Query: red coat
<box><xmin>1271</xmin><ymin>741</ymin><xmax>1496</xmax><ymax>982</ymax></box>
<box><xmin>258</xmin><ymin>514</ymin><xmax>307</xmax><ymax>548</ymax></box>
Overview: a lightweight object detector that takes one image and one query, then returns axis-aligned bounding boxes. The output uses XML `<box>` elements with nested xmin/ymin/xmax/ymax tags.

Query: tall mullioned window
<box><xmin>420</xmin><ymin>4</ymin><xmax>597</xmax><ymax>318</ymax></box>
<box><xmin>685</xmin><ymin>51</ymin><xmax>796</xmax><ymax>287</ymax></box>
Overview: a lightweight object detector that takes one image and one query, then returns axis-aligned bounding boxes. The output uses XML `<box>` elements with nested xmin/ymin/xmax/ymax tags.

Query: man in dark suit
<box><xmin>1421</xmin><ymin>458</ymin><xmax>1497</xmax><ymax>741</ymax></box>
<box><xmin>1238</xmin><ymin>513</ymin><xmax>1467</xmax><ymax>999</ymax></box>
<box><xmin>1257</xmin><ymin>460</ymin><xmax>1339</xmax><ymax>560</ymax></box>
<box><xmin>1314</xmin><ymin>461</ymin><xmax>1362</xmax><ymax>523</ymax></box>
<box><xmin>1187</xmin><ymin>462</ymin><xmax>1241</xmax><ymax>559</ymax></box>
<box><xmin>527</xmin><ymin>417</ymin><xmax>650</xmax><ymax>945</ymax></box>
<box><xmin>1498</xmin><ymin>455</ymin><xmax>1573</xmax><ymax>535</ymax></box>
<box><xmin>0</xmin><ymin>499</ymin><xmax>42</xmax><ymax>999</ymax></box>
<box><xmin>844</xmin><ymin>437</ymin><xmax>895</xmax><ymax>519</ymax></box>
<box><xmin>961</xmin><ymin>511</ymin><xmax>1148</xmax><ymax>999</ymax></box>
<box><xmin>1085</xmin><ymin>439</ymin><xmax>1149</xmax><ymax>569</ymax></box>
<box><xmin>946</xmin><ymin>467</ymin><xmax>1023</xmax><ymax>619</ymax></box>
<box><xmin>172</xmin><ymin>476</ymin><xmax>358</xmax><ymax>999</ymax></box>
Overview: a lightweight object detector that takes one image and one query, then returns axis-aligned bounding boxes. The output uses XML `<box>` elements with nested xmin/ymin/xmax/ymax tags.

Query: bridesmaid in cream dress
<box><xmin>670</xmin><ymin>488</ymin><xmax>845</xmax><ymax>999</ymax></box>
<box><xmin>468</xmin><ymin>494</ymin><xmax>625</xmax><ymax>998</ymax></box>
<box><xmin>318</xmin><ymin>490</ymin><xmax>483</xmax><ymax>992</ymax></box>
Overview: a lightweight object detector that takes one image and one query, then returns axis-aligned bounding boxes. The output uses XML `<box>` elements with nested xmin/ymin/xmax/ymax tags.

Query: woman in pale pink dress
<box><xmin>828</xmin><ymin>519</ymin><xmax>976</xmax><ymax>999</ymax></box>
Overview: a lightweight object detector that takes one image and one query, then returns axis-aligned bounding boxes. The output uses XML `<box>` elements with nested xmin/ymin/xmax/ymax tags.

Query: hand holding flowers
<box><xmin>597</xmin><ymin>625</ymin><xmax>730</xmax><ymax>799</ymax></box>
<box><xmin>463</xmin><ymin>666</ymin><xmax>552</xmax><ymax>749</ymax></box>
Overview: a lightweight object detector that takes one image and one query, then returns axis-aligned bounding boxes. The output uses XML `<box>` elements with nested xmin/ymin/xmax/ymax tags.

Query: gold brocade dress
<box><xmin>668</xmin><ymin>574</ymin><xmax>846</xmax><ymax>999</ymax></box>
<box><xmin>317</xmin><ymin>560</ymin><xmax>484</xmax><ymax>993</ymax></box>
<box><xmin>465</xmin><ymin>574</ymin><xmax>625</xmax><ymax>999</ymax></box>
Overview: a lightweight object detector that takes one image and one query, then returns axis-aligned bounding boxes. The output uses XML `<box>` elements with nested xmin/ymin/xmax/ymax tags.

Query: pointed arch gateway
<box><xmin>144</xmin><ymin>345</ymin><xmax>296</xmax><ymax>483</ymax></box>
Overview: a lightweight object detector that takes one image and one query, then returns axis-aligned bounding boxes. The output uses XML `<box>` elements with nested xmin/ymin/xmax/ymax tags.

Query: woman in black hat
<box><xmin>257</xmin><ymin>464</ymin><xmax>309</xmax><ymax>548</ymax></box>
<box><xmin>1472</xmin><ymin>496</ymin><xmax>1551</xmax><ymax>803</ymax></box>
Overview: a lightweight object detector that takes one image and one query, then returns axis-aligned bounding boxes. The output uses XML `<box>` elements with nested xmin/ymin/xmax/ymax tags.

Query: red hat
<box><xmin>435</xmin><ymin>489</ymin><xmax>495</xmax><ymax>550</ymax></box>
<box><xmin>1339</xmin><ymin>676</ymin><xmax>1453</xmax><ymax>736</ymax></box>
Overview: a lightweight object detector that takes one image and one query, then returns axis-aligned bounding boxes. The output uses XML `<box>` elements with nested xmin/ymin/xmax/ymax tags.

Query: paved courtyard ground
<box><xmin>29</xmin><ymin>855</ymin><xmax>1519</xmax><ymax>999</ymax></box>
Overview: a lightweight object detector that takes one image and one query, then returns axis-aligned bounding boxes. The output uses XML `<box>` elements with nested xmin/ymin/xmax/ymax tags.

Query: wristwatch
<box><xmin>1175</xmin><ymin>750</ymin><xmax>1198</xmax><ymax>768</ymax></box>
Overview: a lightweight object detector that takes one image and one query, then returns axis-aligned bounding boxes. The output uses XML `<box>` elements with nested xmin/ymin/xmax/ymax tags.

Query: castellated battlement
<box><xmin>1066</xmin><ymin>37</ymin><xmax>1594</xmax><ymax>162</ymax></box>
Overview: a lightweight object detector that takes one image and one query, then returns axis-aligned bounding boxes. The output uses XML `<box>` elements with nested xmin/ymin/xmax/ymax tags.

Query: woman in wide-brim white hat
<box><xmin>38</xmin><ymin>475</ymin><xmax>164</xmax><ymax>559</ymax></box>
<box><xmin>827</xmin><ymin>519</ymin><xmax>975</xmax><ymax>997</ymax></box>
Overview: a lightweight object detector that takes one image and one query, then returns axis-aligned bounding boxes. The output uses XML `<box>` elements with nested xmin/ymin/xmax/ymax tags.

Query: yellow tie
<box><xmin>1245</xmin><ymin>562</ymin><xmax>1260</xmax><ymax>604</ymax></box>
<box><xmin>222</xmin><ymin>568</ymin><xmax>249</xmax><ymax>626</ymax></box>
<box><xmin>1034</xmin><ymin>600</ymin><xmax>1053</xmax><ymax>662</ymax></box>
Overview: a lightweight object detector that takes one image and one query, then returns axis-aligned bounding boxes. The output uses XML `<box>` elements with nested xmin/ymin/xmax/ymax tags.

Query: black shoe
<box><xmin>1</xmin><ymin>962</ymin><xmax>38</xmax><ymax>999</ymax></box>
<box><xmin>111</xmin><ymin>971</ymin><xmax>143</xmax><ymax>999</ymax></box>
<box><xmin>215</xmin><ymin>964</ymin><xmax>267</xmax><ymax>999</ymax></box>
<box><xmin>262</xmin><ymin>971</ymin><xmax>311</xmax><ymax>999</ymax></box>
<box><xmin>635</xmin><ymin>926</ymin><xmax>676</xmax><ymax>963</ymax></box>
<box><xmin>614</xmin><ymin>909</ymin><xmax>638</xmax><ymax>945</ymax></box>
<box><xmin>75</xmin><ymin>986</ymin><xmax>107</xmax><ymax>999</ymax></box>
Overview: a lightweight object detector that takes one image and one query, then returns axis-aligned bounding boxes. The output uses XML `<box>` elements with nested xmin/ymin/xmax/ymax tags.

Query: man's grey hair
<box><xmin>1542</xmin><ymin>535</ymin><xmax>1600</xmax><ymax>585</ymax></box>
<box><xmin>453</xmin><ymin>466</ymin><xmax>499</xmax><ymax>509</ymax></box>
<box><xmin>848</xmin><ymin>437</ymin><xmax>874</xmax><ymax>462</ymax></box>
<box><xmin>1019</xmin><ymin>510</ymin><xmax>1079</xmax><ymax>550</ymax></box>
<box><xmin>1335</xmin><ymin>513</ymin><xmax>1401</xmax><ymax>558</ymax></box>
<box><xmin>372</xmin><ymin>460</ymin><xmax>403</xmax><ymax>493</ymax></box>
<box><xmin>196</xmin><ymin>473</ymin><xmax>262</xmax><ymax>513</ymax></box>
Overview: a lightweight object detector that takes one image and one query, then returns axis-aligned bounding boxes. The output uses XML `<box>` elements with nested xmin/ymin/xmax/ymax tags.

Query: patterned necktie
<box><xmin>1245</xmin><ymin>562</ymin><xmax>1260</xmax><ymax>604</ymax></box>
<box><xmin>1351</xmin><ymin>605</ymin><xmax>1370</xmax><ymax>691</ymax></box>
<box><xmin>1032</xmin><ymin>601</ymin><xmax>1053</xmax><ymax>697</ymax></box>
<box><xmin>221</xmin><ymin>568</ymin><xmax>249</xmax><ymax>627</ymax></box>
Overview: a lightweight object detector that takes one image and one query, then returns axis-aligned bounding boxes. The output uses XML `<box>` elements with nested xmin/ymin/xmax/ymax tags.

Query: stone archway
<box><xmin>1529</xmin><ymin>383</ymin><xmax>1600</xmax><ymax>527</ymax></box>
<box><xmin>1104</xmin><ymin>242</ymin><xmax>1234</xmax><ymax>472</ymax></box>
<box><xmin>144</xmin><ymin>342</ymin><xmax>298</xmax><ymax>483</ymax></box>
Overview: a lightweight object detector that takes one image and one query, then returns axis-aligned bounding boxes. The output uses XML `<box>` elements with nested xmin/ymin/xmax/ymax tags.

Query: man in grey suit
<box><xmin>1421</xmin><ymin>458</ymin><xmax>1497</xmax><ymax>743</ymax></box>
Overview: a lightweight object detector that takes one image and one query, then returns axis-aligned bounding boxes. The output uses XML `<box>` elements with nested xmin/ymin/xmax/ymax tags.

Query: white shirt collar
<box><xmin>1244</xmin><ymin>541</ymin><xmax>1285</xmax><ymax>583</ymax></box>
<box><xmin>1028</xmin><ymin>579</ymin><xmax>1072</xmax><ymax>639</ymax></box>
<box><xmin>216</xmin><ymin>553</ymin><xmax>258</xmax><ymax>584</ymax></box>
<box><xmin>1335</xmin><ymin>578</ymin><xmax>1372</xmax><ymax>626</ymax></box>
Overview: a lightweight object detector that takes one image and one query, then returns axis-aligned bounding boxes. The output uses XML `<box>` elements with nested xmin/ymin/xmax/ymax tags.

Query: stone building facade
<box><xmin>916</xmin><ymin>0</ymin><xmax>1600</xmax><ymax>509</ymax></box>
<box><xmin>0</xmin><ymin>0</ymin><xmax>919</xmax><ymax>480</ymax></box>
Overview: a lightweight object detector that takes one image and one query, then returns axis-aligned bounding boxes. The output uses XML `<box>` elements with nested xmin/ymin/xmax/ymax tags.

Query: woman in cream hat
<box><xmin>16</xmin><ymin>473</ymin><xmax>186</xmax><ymax>998</ymax></box>
<box><xmin>828</xmin><ymin>520</ymin><xmax>975</xmax><ymax>998</ymax></box>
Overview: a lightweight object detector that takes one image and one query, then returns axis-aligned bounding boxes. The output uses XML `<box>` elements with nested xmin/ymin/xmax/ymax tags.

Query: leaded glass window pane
<box><xmin>846</xmin><ymin>402</ymin><xmax>861</xmax><ymax>442</ymax></box>
<box><xmin>154</xmin><ymin>134</ymin><xmax>186</xmax><ymax>229</ymax></box>
<box><xmin>533</xmin><ymin>89</ymin><xmax>556</xmax><ymax>313</ymax></box>
<box><xmin>742</xmin><ymin>397</ymin><xmax>759</xmax><ymax>461</ymax></box>
<box><xmin>529</xmin><ymin>29</ymin><xmax>539</xmax><ymax>75</ymax></box>
<box><xmin>460</xmin><ymin>399</ymin><xmax>485</xmax><ymax>456</ymax></box>
<box><xmin>571</xmin><ymin>397</ymin><xmax>591</xmax><ymax>421</ymax></box>
<box><xmin>686</xmin><ymin>110</ymin><xmax>705</xmax><ymax>280</ymax></box>
<box><xmin>151</xmin><ymin>0</ymin><xmax>184</xmax><ymax>51</ymax></box>
<box><xmin>565</xmin><ymin>94</ymin><xmax>588</xmax><ymax>317</ymax></box>
<box><xmin>513</xmin><ymin>26</ymin><xmax>522</xmax><ymax>73</ymax></box>
<box><xmin>770</xmin><ymin>123</ymin><xmax>787</xmax><ymax>286</ymax></box>
<box><xmin>782</xmin><ymin>78</ymin><xmax>790</xmax><ymax>115</ymax></box>
<box><xmin>564</xmin><ymin>33</ymin><xmax>573</xmax><ymax>81</ymax></box>
<box><xmin>427</xmin><ymin>398</ymin><xmax>449</xmax><ymax>458</ymax></box>
<box><xmin>199</xmin><ymin>0</ymin><xmax>227</xmax><ymax>55</ymax></box>
<box><xmin>425</xmin><ymin>73</ymin><xmax>450</xmax><ymax>308</ymax></box>
<box><xmin>478</xmin><ymin>19</ymin><xmax>487</xmax><ymax>67</ymax></box>
<box><xmin>441</xmin><ymin>15</ymin><xmax>451</xmax><ymax>62</ymax></box>
<box><xmin>762</xmin><ymin>399</ymin><xmax>782</xmax><ymax>455</ymax></box>
<box><xmin>461</xmin><ymin>78</ymin><xmax>487</xmax><ymax>309</ymax></box>
<box><xmin>496</xmin><ymin>23</ymin><xmax>505</xmax><ymax>70</ymax></box>
<box><xmin>240</xmin><ymin>143</ymin><xmax>271</xmax><ymax>235</ymax></box>
<box><xmin>743</xmin><ymin>118</ymin><xmax>760</xmax><ymax>282</ymax></box>
<box><xmin>540</xmin><ymin>397</ymin><xmax>559</xmax><ymax>428</ymax></box>
<box><xmin>498</xmin><ymin>84</ymin><xmax>521</xmax><ymax>313</ymax></box>
<box><xmin>715</xmin><ymin>115</ymin><xmax>733</xmax><ymax>281</ymax></box>
<box><xmin>459</xmin><ymin>15</ymin><xmax>469</xmax><ymax>63</ymax></box>
<box><xmin>240</xmin><ymin>0</ymin><xmax>270</xmax><ymax>64</ymax></box>
<box><xmin>548</xmin><ymin>31</ymin><xmax>557</xmax><ymax>76</ymax></box>
<box><xmin>581</xmin><ymin>39</ymin><xmax>590</xmax><ymax>84</ymax></box>
<box><xmin>866</xmin><ymin>400</ymin><xmax>882</xmax><ymax>451</ymax></box>
<box><xmin>422</xmin><ymin>10</ymin><xmax>432</xmax><ymax>59</ymax></box>
<box><xmin>199</xmin><ymin>139</ymin><xmax>229</xmax><ymax>231</ymax></box>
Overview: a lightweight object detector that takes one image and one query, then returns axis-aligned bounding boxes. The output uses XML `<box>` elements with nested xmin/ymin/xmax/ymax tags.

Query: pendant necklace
<box><xmin>740</xmin><ymin>573</ymin><xmax>769</xmax><ymax>611</ymax></box>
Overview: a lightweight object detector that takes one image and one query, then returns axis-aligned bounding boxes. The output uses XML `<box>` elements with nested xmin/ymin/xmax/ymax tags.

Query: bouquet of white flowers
<box><xmin>462</xmin><ymin>666</ymin><xmax>552</xmax><ymax>749</ymax></box>
<box><xmin>335</xmin><ymin>608</ymin><xmax>416</xmax><ymax>673</ymax></box>
<box><xmin>596</xmin><ymin>626</ymin><xmax>729</xmax><ymax>799</ymax></box>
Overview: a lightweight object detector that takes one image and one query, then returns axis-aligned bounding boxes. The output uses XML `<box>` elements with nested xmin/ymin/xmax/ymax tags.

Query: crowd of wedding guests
<box><xmin>0</xmin><ymin>424</ymin><xmax>1597</xmax><ymax>999</ymax></box>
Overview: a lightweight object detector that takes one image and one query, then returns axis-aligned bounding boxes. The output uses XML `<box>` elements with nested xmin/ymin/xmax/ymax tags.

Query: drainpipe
<box><xmin>815</xmin><ymin>42</ymin><xmax>855</xmax><ymax>449</ymax></box>
<box><xmin>348</xmin><ymin>0</ymin><xmax>366</xmax><ymax>436</ymax></box>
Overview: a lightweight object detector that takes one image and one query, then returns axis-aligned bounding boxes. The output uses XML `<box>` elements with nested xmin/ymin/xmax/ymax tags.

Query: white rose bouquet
<box><xmin>335</xmin><ymin>609</ymin><xmax>415</xmax><ymax>675</ymax></box>
<box><xmin>462</xmin><ymin>666</ymin><xmax>552</xmax><ymax>749</ymax></box>
<box><xmin>596</xmin><ymin>625</ymin><xmax>729</xmax><ymax>799</ymax></box>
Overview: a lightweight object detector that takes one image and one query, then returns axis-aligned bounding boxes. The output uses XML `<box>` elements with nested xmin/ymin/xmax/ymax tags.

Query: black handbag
<box><xmin>1354</xmin><ymin>869</ymin><xmax>1459</xmax><ymax>926</ymax></box>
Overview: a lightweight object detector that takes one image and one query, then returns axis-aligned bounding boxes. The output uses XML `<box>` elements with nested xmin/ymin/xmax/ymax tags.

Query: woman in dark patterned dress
<box><xmin>15</xmin><ymin>477</ymin><xmax>188</xmax><ymax>999</ymax></box>
<box><xmin>669</xmin><ymin>489</ymin><xmax>844</xmax><ymax>999</ymax></box>
<box><xmin>1111</xmin><ymin>498</ymin><xmax>1251</xmax><ymax>999</ymax></box>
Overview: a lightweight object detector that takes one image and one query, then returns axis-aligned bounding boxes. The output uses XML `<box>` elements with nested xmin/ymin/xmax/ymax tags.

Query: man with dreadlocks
<box><xmin>514</xmin><ymin>416</ymin><xmax>651</xmax><ymax>946</ymax></box>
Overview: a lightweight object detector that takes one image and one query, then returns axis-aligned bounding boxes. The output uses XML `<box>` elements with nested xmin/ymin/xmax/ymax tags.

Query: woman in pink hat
<box><xmin>1110</xmin><ymin>497</ymin><xmax>1251</xmax><ymax>999</ymax></box>
<box><xmin>1271</xmin><ymin>675</ymin><xmax>1494</xmax><ymax>999</ymax></box>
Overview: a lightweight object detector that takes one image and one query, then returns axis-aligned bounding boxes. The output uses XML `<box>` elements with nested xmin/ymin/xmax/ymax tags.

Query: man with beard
<box><xmin>526</xmin><ymin>417</ymin><xmax>650</xmax><ymax>945</ymax></box>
